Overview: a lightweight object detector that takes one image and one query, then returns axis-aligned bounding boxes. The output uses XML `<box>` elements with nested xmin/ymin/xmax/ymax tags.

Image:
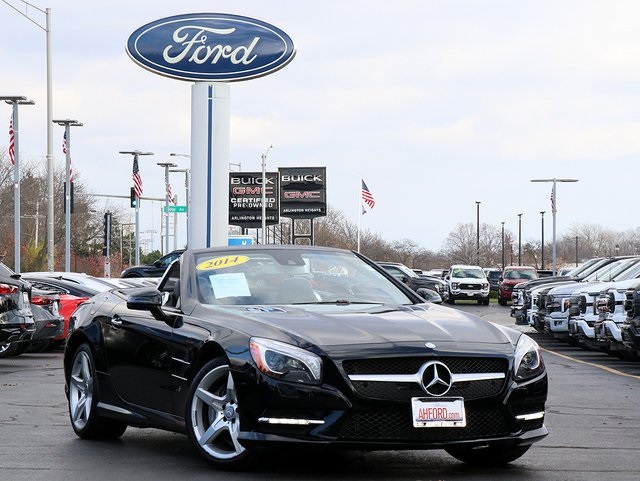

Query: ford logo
<box><xmin>126</xmin><ymin>13</ymin><xmax>296</xmax><ymax>82</ymax></box>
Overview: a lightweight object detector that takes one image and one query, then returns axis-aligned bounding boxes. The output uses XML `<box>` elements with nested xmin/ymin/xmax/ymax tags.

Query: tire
<box><xmin>498</xmin><ymin>298</ymin><xmax>507</xmax><ymax>306</ymax></box>
<box><xmin>483</xmin><ymin>298</ymin><xmax>490</xmax><ymax>306</ymax></box>
<box><xmin>445</xmin><ymin>444</ymin><xmax>531</xmax><ymax>466</ymax></box>
<box><xmin>68</xmin><ymin>344</ymin><xmax>127</xmax><ymax>439</ymax></box>
<box><xmin>0</xmin><ymin>342</ymin><xmax>24</xmax><ymax>358</ymax></box>
<box><xmin>185</xmin><ymin>358</ymin><xmax>253</xmax><ymax>469</ymax></box>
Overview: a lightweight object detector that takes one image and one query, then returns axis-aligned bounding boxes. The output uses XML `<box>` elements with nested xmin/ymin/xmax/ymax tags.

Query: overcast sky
<box><xmin>2</xmin><ymin>0</ymin><xmax>640</xmax><ymax>257</ymax></box>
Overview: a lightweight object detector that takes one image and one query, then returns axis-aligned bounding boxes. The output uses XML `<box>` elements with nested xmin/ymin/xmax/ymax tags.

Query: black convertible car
<box><xmin>64</xmin><ymin>246</ymin><xmax>548</xmax><ymax>469</ymax></box>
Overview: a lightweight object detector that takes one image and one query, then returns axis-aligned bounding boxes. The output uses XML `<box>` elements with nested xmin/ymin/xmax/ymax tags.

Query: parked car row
<box><xmin>509</xmin><ymin>255</ymin><xmax>640</xmax><ymax>361</ymax></box>
<box><xmin>377</xmin><ymin>261</ymin><xmax>448</xmax><ymax>303</ymax></box>
<box><xmin>0</xmin><ymin>264</ymin><xmax>161</xmax><ymax>358</ymax></box>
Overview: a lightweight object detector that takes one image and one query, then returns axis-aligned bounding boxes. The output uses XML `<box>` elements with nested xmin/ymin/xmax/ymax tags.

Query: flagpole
<box><xmin>357</xmin><ymin>177</ymin><xmax>362</xmax><ymax>253</ymax></box>
<box><xmin>53</xmin><ymin>119</ymin><xmax>83</xmax><ymax>272</ymax></box>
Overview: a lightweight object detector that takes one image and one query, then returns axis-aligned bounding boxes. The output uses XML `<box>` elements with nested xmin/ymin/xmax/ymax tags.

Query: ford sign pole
<box><xmin>126</xmin><ymin>13</ymin><xmax>295</xmax><ymax>249</ymax></box>
<box><xmin>531</xmin><ymin>178</ymin><xmax>579</xmax><ymax>275</ymax></box>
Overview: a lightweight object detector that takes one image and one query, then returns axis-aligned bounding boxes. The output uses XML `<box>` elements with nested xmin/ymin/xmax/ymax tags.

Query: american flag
<box><xmin>132</xmin><ymin>156</ymin><xmax>143</xmax><ymax>198</ymax></box>
<box><xmin>62</xmin><ymin>130</ymin><xmax>73</xmax><ymax>182</ymax></box>
<box><xmin>361</xmin><ymin>179</ymin><xmax>375</xmax><ymax>212</ymax></box>
<box><xmin>167</xmin><ymin>183</ymin><xmax>175</xmax><ymax>204</ymax></box>
<box><xmin>550</xmin><ymin>188</ymin><xmax>556</xmax><ymax>214</ymax></box>
<box><xmin>8</xmin><ymin>115</ymin><xmax>15</xmax><ymax>165</ymax></box>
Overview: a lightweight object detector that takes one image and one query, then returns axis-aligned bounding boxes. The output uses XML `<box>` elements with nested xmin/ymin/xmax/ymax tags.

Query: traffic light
<box><xmin>130</xmin><ymin>187</ymin><xmax>138</xmax><ymax>208</ymax></box>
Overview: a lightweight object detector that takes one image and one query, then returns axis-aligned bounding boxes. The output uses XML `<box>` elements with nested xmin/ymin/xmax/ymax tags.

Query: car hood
<box><xmin>212</xmin><ymin>303</ymin><xmax>515</xmax><ymax>351</ymax></box>
<box><xmin>501</xmin><ymin>278</ymin><xmax>531</xmax><ymax>287</ymax></box>
<box><xmin>450</xmin><ymin>277</ymin><xmax>486</xmax><ymax>284</ymax></box>
<box><xmin>548</xmin><ymin>280</ymin><xmax>610</xmax><ymax>296</ymax></box>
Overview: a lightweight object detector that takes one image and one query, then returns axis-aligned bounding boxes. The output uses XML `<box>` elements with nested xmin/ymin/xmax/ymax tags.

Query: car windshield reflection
<box><xmin>193</xmin><ymin>249</ymin><xmax>413</xmax><ymax>306</ymax></box>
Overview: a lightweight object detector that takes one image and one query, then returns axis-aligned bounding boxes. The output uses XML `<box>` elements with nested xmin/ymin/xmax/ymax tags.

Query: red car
<box><xmin>498</xmin><ymin>266</ymin><xmax>539</xmax><ymax>305</ymax></box>
<box><xmin>21</xmin><ymin>276</ymin><xmax>98</xmax><ymax>350</ymax></box>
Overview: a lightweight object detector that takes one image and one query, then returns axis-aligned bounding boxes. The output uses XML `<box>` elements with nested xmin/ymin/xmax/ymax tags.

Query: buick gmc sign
<box><xmin>126</xmin><ymin>13</ymin><xmax>296</xmax><ymax>82</ymax></box>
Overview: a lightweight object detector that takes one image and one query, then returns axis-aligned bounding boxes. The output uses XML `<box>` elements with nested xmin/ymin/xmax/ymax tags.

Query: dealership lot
<box><xmin>1</xmin><ymin>302</ymin><xmax>639</xmax><ymax>481</ymax></box>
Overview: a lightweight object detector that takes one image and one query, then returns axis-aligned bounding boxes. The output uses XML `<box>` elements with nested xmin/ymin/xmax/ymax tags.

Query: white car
<box><xmin>445</xmin><ymin>264</ymin><xmax>490</xmax><ymax>305</ymax></box>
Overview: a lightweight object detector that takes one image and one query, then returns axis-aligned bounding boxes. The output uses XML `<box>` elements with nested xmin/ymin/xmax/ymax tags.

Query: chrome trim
<box><xmin>258</xmin><ymin>417</ymin><xmax>325</xmax><ymax>425</ymax></box>
<box><xmin>348</xmin><ymin>371</ymin><xmax>505</xmax><ymax>383</ymax></box>
<box><xmin>171</xmin><ymin>357</ymin><xmax>190</xmax><ymax>365</ymax></box>
<box><xmin>171</xmin><ymin>374</ymin><xmax>188</xmax><ymax>381</ymax></box>
<box><xmin>516</xmin><ymin>411</ymin><xmax>545</xmax><ymax>421</ymax></box>
<box><xmin>97</xmin><ymin>402</ymin><xmax>132</xmax><ymax>415</ymax></box>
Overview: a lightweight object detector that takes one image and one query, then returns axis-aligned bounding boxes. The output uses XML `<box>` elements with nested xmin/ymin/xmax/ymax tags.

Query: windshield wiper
<box><xmin>289</xmin><ymin>300</ymin><xmax>383</xmax><ymax>306</ymax></box>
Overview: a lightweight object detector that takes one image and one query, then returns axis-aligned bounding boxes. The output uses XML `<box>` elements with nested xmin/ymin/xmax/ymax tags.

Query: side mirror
<box><xmin>401</xmin><ymin>276</ymin><xmax>409</xmax><ymax>284</ymax></box>
<box><xmin>416</xmin><ymin>288</ymin><xmax>442</xmax><ymax>304</ymax></box>
<box><xmin>127</xmin><ymin>287</ymin><xmax>163</xmax><ymax>310</ymax></box>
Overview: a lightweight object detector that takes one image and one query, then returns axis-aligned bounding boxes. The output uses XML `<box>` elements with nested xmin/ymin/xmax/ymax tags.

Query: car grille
<box><xmin>335</xmin><ymin>406</ymin><xmax>511</xmax><ymax>441</ymax></box>
<box><xmin>343</xmin><ymin>357</ymin><xmax>508</xmax><ymax>401</ymax></box>
<box><xmin>458</xmin><ymin>283</ymin><xmax>482</xmax><ymax>290</ymax></box>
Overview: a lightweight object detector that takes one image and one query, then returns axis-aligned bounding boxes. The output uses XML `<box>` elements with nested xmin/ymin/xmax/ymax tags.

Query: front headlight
<box><xmin>250</xmin><ymin>337</ymin><xmax>322</xmax><ymax>385</ymax></box>
<box><xmin>451</xmin><ymin>282</ymin><xmax>459</xmax><ymax>289</ymax></box>
<box><xmin>513</xmin><ymin>334</ymin><xmax>545</xmax><ymax>381</ymax></box>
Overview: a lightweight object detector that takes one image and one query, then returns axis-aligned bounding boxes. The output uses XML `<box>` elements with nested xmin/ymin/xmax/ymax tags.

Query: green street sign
<box><xmin>163</xmin><ymin>205</ymin><xmax>187</xmax><ymax>213</ymax></box>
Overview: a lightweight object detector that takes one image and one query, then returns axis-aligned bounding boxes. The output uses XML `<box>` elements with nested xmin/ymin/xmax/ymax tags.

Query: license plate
<box><xmin>411</xmin><ymin>397</ymin><xmax>466</xmax><ymax>428</ymax></box>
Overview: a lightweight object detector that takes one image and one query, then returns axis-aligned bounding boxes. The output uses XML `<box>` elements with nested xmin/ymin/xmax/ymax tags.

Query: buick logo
<box><xmin>126</xmin><ymin>13</ymin><xmax>296</xmax><ymax>82</ymax></box>
<box><xmin>420</xmin><ymin>361</ymin><xmax>453</xmax><ymax>396</ymax></box>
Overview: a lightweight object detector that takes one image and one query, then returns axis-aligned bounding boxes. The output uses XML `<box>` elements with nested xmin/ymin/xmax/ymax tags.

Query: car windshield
<box><xmin>504</xmin><ymin>269</ymin><xmax>538</xmax><ymax>280</ymax></box>
<box><xmin>193</xmin><ymin>249</ymin><xmax>415</xmax><ymax>306</ymax></box>
<box><xmin>451</xmin><ymin>268</ymin><xmax>485</xmax><ymax>279</ymax></box>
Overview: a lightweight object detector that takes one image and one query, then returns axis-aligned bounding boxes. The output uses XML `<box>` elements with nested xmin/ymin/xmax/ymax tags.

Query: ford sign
<box><xmin>126</xmin><ymin>13</ymin><xmax>296</xmax><ymax>82</ymax></box>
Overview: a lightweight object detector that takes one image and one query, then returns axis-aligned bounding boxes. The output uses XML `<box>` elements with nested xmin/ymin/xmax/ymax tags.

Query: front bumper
<box><xmin>621</xmin><ymin>320</ymin><xmax>640</xmax><ymax>350</ymax></box>
<box><xmin>0</xmin><ymin>313</ymin><xmax>36</xmax><ymax>345</ymax></box>
<box><xmin>233</xmin><ymin>362</ymin><xmax>548</xmax><ymax>450</ymax></box>
<box><xmin>449</xmin><ymin>291</ymin><xmax>489</xmax><ymax>301</ymax></box>
<box><xmin>544</xmin><ymin>313</ymin><xmax>570</xmax><ymax>333</ymax></box>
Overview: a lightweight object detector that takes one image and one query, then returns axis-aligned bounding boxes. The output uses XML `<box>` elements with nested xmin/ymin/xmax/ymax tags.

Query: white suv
<box><xmin>446</xmin><ymin>265</ymin><xmax>490</xmax><ymax>305</ymax></box>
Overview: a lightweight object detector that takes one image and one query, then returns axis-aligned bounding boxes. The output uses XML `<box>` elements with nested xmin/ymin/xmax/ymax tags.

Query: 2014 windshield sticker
<box><xmin>197</xmin><ymin>255</ymin><xmax>249</xmax><ymax>271</ymax></box>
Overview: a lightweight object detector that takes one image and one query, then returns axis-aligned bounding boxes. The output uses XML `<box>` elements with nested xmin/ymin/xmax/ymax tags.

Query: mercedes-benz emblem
<box><xmin>420</xmin><ymin>361</ymin><xmax>453</xmax><ymax>396</ymax></box>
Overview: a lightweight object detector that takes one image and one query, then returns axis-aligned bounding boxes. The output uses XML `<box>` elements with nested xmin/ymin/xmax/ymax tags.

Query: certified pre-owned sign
<box><xmin>126</xmin><ymin>13</ymin><xmax>296</xmax><ymax>82</ymax></box>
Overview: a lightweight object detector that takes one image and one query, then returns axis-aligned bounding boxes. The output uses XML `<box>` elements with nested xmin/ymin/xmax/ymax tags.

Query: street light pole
<box><xmin>540</xmin><ymin>211</ymin><xmax>545</xmax><ymax>270</ymax></box>
<box><xmin>158</xmin><ymin>162</ymin><xmax>177</xmax><ymax>255</ymax></box>
<box><xmin>475</xmin><ymin>201</ymin><xmax>481</xmax><ymax>265</ymax></box>
<box><xmin>261</xmin><ymin>145</ymin><xmax>273</xmax><ymax>245</ymax></box>
<box><xmin>120</xmin><ymin>150</ymin><xmax>153</xmax><ymax>265</ymax></box>
<box><xmin>517</xmin><ymin>213</ymin><xmax>523</xmax><ymax>266</ymax></box>
<box><xmin>53</xmin><ymin>119</ymin><xmax>82</xmax><ymax>272</ymax></box>
<box><xmin>531</xmin><ymin>178</ymin><xmax>579</xmax><ymax>275</ymax></box>
<box><xmin>170</xmin><ymin>167</ymin><xmax>190</xmax><ymax>249</ymax></box>
<box><xmin>501</xmin><ymin>221</ymin><xmax>505</xmax><ymax>268</ymax></box>
<box><xmin>1</xmin><ymin>95</ymin><xmax>35</xmax><ymax>273</ymax></box>
<box><xmin>170</xmin><ymin>153</ymin><xmax>191</xmax><ymax>250</ymax></box>
<box><xmin>3</xmin><ymin>3</ymin><xmax>55</xmax><ymax>270</ymax></box>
